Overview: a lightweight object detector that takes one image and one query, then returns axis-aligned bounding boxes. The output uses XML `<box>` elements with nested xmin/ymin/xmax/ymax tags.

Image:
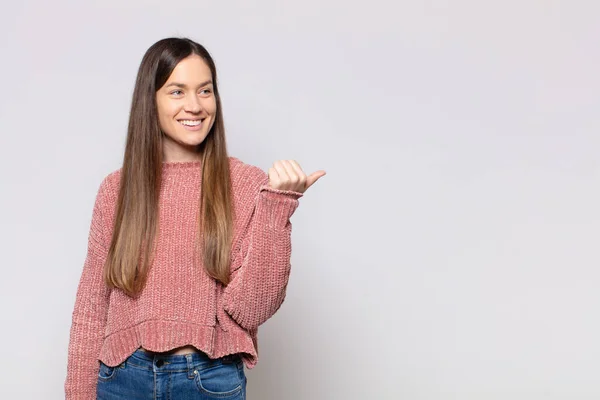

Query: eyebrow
<box><xmin>165</xmin><ymin>80</ymin><xmax>213</xmax><ymax>89</ymax></box>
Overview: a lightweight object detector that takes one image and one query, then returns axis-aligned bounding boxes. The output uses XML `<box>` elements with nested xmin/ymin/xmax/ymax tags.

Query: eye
<box><xmin>200</xmin><ymin>88</ymin><xmax>212</xmax><ymax>95</ymax></box>
<box><xmin>170</xmin><ymin>90</ymin><xmax>183</xmax><ymax>96</ymax></box>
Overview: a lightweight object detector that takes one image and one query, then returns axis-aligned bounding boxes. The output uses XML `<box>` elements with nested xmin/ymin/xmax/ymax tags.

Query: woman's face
<box><xmin>156</xmin><ymin>54</ymin><xmax>217</xmax><ymax>161</ymax></box>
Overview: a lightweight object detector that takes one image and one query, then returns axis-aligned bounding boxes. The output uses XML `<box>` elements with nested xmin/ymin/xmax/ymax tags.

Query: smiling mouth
<box><xmin>178</xmin><ymin>119</ymin><xmax>203</xmax><ymax>127</ymax></box>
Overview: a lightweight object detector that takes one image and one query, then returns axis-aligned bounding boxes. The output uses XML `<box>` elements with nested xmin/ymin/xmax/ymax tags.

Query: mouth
<box><xmin>177</xmin><ymin>118</ymin><xmax>206</xmax><ymax>131</ymax></box>
<box><xmin>178</xmin><ymin>118</ymin><xmax>204</xmax><ymax>127</ymax></box>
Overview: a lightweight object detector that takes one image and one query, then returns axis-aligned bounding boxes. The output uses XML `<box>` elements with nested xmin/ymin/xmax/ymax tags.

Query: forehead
<box><xmin>166</xmin><ymin>55</ymin><xmax>212</xmax><ymax>84</ymax></box>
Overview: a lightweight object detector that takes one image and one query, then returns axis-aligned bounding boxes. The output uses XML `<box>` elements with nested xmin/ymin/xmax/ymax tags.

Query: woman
<box><xmin>65</xmin><ymin>37</ymin><xmax>325</xmax><ymax>399</ymax></box>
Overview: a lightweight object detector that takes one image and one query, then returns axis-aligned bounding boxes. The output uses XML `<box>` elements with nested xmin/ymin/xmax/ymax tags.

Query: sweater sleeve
<box><xmin>222</xmin><ymin>174</ymin><xmax>303</xmax><ymax>331</ymax></box>
<box><xmin>65</xmin><ymin>178</ymin><xmax>111</xmax><ymax>400</ymax></box>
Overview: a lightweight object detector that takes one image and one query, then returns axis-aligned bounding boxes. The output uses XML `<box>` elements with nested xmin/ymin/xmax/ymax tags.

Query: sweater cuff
<box><xmin>259</xmin><ymin>185</ymin><xmax>304</xmax><ymax>200</ymax></box>
<box><xmin>257</xmin><ymin>185</ymin><xmax>302</xmax><ymax>228</ymax></box>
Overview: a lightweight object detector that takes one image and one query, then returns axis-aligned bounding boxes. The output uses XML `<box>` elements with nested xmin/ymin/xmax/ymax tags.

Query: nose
<box><xmin>184</xmin><ymin>95</ymin><xmax>202</xmax><ymax>113</ymax></box>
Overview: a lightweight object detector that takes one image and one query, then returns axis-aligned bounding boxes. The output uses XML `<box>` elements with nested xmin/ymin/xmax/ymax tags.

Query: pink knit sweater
<box><xmin>65</xmin><ymin>157</ymin><xmax>302</xmax><ymax>399</ymax></box>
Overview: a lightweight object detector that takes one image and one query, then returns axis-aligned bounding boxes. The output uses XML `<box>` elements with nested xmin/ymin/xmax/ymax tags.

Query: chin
<box><xmin>183</xmin><ymin>136</ymin><xmax>209</xmax><ymax>147</ymax></box>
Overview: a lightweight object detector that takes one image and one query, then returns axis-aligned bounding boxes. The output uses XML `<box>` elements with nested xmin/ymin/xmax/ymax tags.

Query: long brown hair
<box><xmin>103</xmin><ymin>37</ymin><xmax>234</xmax><ymax>297</ymax></box>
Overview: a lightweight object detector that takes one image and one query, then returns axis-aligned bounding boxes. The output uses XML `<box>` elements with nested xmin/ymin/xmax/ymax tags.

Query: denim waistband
<box><xmin>127</xmin><ymin>347</ymin><xmax>241</xmax><ymax>372</ymax></box>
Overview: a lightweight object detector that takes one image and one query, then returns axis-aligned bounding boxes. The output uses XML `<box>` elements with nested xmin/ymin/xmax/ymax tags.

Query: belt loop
<box><xmin>186</xmin><ymin>354</ymin><xmax>195</xmax><ymax>379</ymax></box>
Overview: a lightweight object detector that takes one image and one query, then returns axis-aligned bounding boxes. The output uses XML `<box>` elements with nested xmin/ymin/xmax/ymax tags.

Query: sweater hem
<box><xmin>99</xmin><ymin>319</ymin><xmax>259</xmax><ymax>370</ymax></box>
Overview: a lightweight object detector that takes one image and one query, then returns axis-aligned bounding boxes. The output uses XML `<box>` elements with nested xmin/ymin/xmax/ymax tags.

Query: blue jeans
<box><xmin>96</xmin><ymin>348</ymin><xmax>247</xmax><ymax>399</ymax></box>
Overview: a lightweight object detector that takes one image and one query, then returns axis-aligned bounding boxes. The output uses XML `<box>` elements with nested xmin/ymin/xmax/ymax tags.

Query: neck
<box><xmin>162</xmin><ymin>138</ymin><xmax>202</xmax><ymax>163</ymax></box>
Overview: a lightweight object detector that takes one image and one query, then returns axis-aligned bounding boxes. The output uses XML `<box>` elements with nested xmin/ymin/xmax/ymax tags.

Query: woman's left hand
<box><xmin>267</xmin><ymin>160</ymin><xmax>326</xmax><ymax>194</ymax></box>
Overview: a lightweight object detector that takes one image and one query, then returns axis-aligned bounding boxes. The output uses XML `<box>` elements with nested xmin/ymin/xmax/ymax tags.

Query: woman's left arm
<box><xmin>222</xmin><ymin>160</ymin><xmax>325</xmax><ymax>331</ymax></box>
<box><xmin>222</xmin><ymin>183</ymin><xmax>302</xmax><ymax>331</ymax></box>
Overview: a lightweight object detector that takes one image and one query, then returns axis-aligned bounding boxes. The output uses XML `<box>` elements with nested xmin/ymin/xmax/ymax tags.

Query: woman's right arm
<box><xmin>64</xmin><ymin>178</ymin><xmax>111</xmax><ymax>400</ymax></box>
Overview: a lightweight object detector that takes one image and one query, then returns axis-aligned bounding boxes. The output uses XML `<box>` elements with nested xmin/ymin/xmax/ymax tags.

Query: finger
<box><xmin>305</xmin><ymin>170</ymin><xmax>327</xmax><ymax>190</ymax></box>
<box><xmin>268</xmin><ymin>167</ymin><xmax>281</xmax><ymax>188</ymax></box>
<box><xmin>280</xmin><ymin>160</ymin><xmax>297</xmax><ymax>178</ymax></box>
<box><xmin>287</xmin><ymin>160</ymin><xmax>307</xmax><ymax>183</ymax></box>
<box><xmin>272</xmin><ymin>161</ymin><xmax>291</xmax><ymax>189</ymax></box>
<box><xmin>281</xmin><ymin>160</ymin><xmax>304</xmax><ymax>189</ymax></box>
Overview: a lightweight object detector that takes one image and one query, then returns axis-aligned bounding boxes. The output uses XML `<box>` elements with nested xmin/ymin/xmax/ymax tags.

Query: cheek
<box><xmin>157</xmin><ymin>98</ymin><xmax>177</xmax><ymax>117</ymax></box>
<box><xmin>166</xmin><ymin>104</ymin><xmax>180</xmax><ymax>118</ymax></box>
<box><xmin>157</xmin><ymin>103</ymin><xmax>177</xmax><ymax>132</ymax></box>
<box><xmin>157</xmin><ymin>108</ymin><xmax>169</xmax><ymax>130</ymax></box>
<box><xmin>206</xmin><ymin>97</ymin><xmax>218</xmax><ymax>114</ymax></box>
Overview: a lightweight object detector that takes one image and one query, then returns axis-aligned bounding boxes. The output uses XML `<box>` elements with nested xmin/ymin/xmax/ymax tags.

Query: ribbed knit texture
<box><xmin>65</xmin><ymin>157</ymin><xmax>302</xmax><ymax>400</ymax></box>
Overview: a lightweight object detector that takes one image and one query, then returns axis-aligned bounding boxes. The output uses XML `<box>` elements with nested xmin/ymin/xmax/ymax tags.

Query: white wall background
<box><xmin>1</xmin><ymin>1</ymin><xmax>599</xmax><ymax>399</ymax></box>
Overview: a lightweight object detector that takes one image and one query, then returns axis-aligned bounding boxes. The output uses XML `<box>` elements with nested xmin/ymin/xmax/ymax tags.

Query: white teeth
<box><xmin>179</xmin><ymin>120</ymin><xmax>201</xmax><ymax>126</ymax></box>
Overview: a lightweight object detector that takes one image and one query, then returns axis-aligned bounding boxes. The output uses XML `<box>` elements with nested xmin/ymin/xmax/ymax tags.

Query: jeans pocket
<box><xmin>98</xmin><ymin>360</ymin><xmax>119</xmax><ymax>382</ymax></box>
<box><xmin>193</xmin><ymin>359</ymin><xmax>245</xmax><ymax>398</ymax></box>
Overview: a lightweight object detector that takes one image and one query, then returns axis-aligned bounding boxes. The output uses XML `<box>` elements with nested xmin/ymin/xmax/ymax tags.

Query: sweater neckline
<box><xmin>162</xmin><ymin>160</ymin><xmax>202</xmax><ymax>170</ymax></box>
